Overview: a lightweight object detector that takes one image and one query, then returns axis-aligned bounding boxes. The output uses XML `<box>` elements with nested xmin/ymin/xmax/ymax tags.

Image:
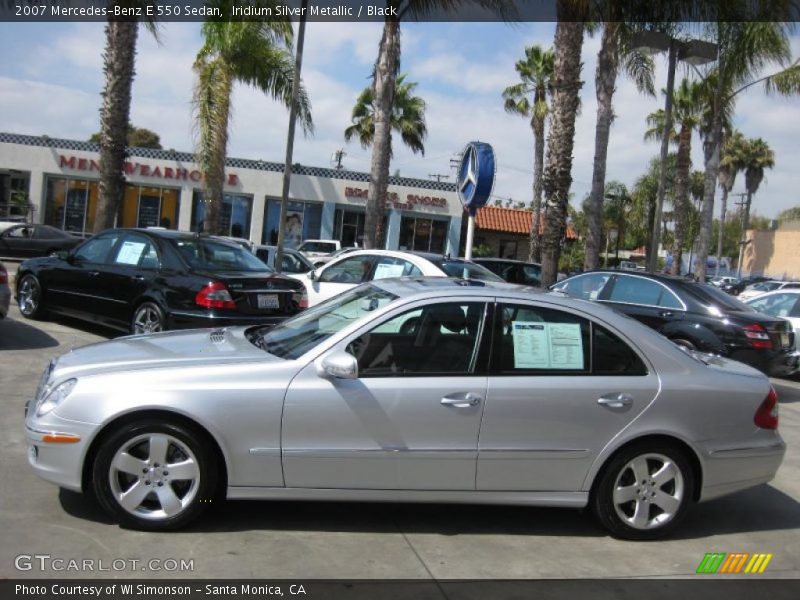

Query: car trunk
<box><xmin>195</xmin><ymin>270</ymin><xmax>303</xmax><ymax>316</ymax></box>
<box><xmin>728</xmin><ymin>310</ymin><xmax>794</xmax><ymax>350</ymax></box>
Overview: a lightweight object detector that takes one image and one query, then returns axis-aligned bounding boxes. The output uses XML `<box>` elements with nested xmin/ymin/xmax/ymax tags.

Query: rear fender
<box><xmin>660</xmin><ymin>321</ymin><xmax>726</xmax><ymax>354</ymax></box>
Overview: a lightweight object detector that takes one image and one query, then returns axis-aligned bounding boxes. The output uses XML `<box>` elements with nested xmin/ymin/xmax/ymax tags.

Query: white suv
<box><xmin>297</xmin><ymin>239</ymin><xmax>341</xmax><ymax>258</ymax></box>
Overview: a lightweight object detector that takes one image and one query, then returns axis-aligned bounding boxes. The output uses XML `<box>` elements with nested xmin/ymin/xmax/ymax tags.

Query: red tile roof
<box><xmin>469</xmin><ymin>205</ymin><xmax>578</xmax><ymax>240</ymax></box>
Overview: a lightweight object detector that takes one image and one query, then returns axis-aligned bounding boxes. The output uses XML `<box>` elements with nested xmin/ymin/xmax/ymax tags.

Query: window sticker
<box><xmin>511</xmin><ymin>321</ymin><xmax>584</xmax><ymax>370</ymax></box>
<box><xmin>115</xmin><ymin>241</ymin><xmax>146</xmax><ymax>265</ymax></box>
<box><xmin>374</xmin><ymin>263</ymin><xmax>407</xmax><ymax>280</ymax></box>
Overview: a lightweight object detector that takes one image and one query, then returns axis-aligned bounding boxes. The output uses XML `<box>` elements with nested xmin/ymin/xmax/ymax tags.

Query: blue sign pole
<box><xmin>457</xmin><ymin>142</ymin><xmax>496</xmax><ymax>260</ymax></box>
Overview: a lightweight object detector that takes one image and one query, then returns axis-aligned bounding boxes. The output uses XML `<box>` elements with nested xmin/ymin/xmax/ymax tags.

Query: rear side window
<box><xmin>593</xmin><ymin>325</ymin><xmax>648</xmax><ymax>375</ymax></box>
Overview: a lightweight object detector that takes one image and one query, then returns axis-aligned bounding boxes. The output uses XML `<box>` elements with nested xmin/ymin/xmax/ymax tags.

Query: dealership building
<box><xmin>0</xmin><ymin>132</ymin><xmax>463</xmax><ymax>254</ymax></box>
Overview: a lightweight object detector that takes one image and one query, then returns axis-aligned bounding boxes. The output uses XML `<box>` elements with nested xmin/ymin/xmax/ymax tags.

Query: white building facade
<box><xmin>0</xmin><ymin>132</ymin><xmax>462</xmax><ymax>254</ymax></box>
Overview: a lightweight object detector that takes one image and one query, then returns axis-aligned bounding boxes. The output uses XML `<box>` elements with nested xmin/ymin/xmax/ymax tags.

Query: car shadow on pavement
<box><xmin>58</xmin><ymin>489</ymin><xmax>115</xmax><ymax>525</ymax></box>
<box><xmin>0</xmin><ymin>317</ymin><xmax>60</xmax><ymax>350</ymax></box>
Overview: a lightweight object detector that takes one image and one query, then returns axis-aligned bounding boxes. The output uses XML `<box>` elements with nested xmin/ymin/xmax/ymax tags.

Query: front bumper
<box><xmin>25</xmin><ymin>405</ymin><xmax>98</xmax><ymax>493</ymax></box>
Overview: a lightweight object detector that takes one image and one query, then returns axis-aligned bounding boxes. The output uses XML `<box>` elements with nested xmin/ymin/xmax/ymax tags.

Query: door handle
<box><xmin>597</xmin><ymin>393</ymin><xmax>633</xmax><ymax>408</ymax></box>
<box><xmin>660</xmin><ymin>311</ymin><xmax>674</xmax><ymax>318</ymax></box>
<box><xmin>441</xmin><ymin>392</ymin><xmax>482</xmax><ymax>408</ymax></box>
<box><xmin>131</xmin><ymin>275</ymin><xmax>145</xmax><ymax>281</ymax></box>
<box><xmin>88</xmin><ymin>271</ymin><xmax>100</xmax><ymax>277</ymax></box>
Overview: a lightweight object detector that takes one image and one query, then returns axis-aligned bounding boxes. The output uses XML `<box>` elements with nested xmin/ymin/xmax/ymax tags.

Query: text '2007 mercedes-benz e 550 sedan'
<box><xmin>24</xmin><ymin>278</ymin><xmax>785</xmax><ymax>539</ymax></box>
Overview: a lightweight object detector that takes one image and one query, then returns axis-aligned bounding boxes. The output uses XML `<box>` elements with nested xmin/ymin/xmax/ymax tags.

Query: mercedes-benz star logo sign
<box><xmin>459</xmin><ymin>145</ymin><xmax>478</xmax><ymax>196</ymax></box>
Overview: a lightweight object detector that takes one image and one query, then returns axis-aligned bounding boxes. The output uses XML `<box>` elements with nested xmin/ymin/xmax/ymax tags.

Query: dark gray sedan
<box><xmin>0</xmin><ymin>223</ymin><xmax>82</xmax><ymax>259</ymax></box>
<box><xmin>24</xmin><ymin>278</ymin><xmax>784</xmax><ymax>538</ymax></box>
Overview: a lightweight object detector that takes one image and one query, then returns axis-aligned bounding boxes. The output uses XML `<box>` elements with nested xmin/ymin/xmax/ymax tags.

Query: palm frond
<box><xmin>623</xmin><ymin>50</ymin><xmax>655</xmax><ymax>97</ymax></box>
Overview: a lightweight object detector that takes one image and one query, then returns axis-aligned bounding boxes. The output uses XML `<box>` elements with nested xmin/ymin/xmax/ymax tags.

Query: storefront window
<box><xmin>44</xmin><ymin>176</ymin><xmax>99</xmax><ymax>235</ymax></box>
<box><xmin>120</xmin><ymin>185</ymin><xmax>179</xmax><ymax>229</ymax></box>
<box><xmin>191</xmin><ymin>191</ymin><xmax>252</xmax><ymax>238</ymax></box>
<box><xmin>263</xmin><ymin>198</ymin><xmax>323</xmax><ymax>247</ymax></box>
<box><xmin>398</xmin><ymin>216</ymin><xmax>449</xmax><ymax>254</ymax></box>
<box><xmin>333</xmin><ymin>207</ymin><xmax>388</xmax><ymax>248</ymax></box>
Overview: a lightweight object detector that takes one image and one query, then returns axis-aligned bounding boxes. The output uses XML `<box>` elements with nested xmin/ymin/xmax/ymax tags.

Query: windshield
<box><xmin>249</xmin><ymin>285</ymin><xmax>399</xmax><ymax>359</ymax></box>
<box><xmin>299</xmin><ymin>241</ymin><xmax>337</xmax><ymax>253</ymax></box>
<box><xmin>432</xmin><ymin>260</ymin><xmax>504</xmax><ymax>282</ymax></box>
<box><xmin>170</xmin><ymin>238</ymin><xmax>272</xmax><ymax>272</ymax></box>
<box><xmin>684</xmin><ymin>282</ymin><xmax>755</xmax><ymax>312</ymax></box>
<box><xmin>752</xmin><ymin>282</ymin><xmax>781</xmax><ymax>292</ymax></box>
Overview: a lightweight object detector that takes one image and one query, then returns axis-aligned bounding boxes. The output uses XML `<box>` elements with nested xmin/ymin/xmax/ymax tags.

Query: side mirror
<box><xmin>307</xmin><ymin>270</ymin><xmax>316</xmax><ymax>281</ymax></box>
<box><xmin>318</xmin><ymin>350</ymin><xmax>358</xmax><ymax>380</ymax></box>
<box><xmin>54</xmin><ymin>250</ymin><xmax>69</xmax><ymax>259</ymax></box>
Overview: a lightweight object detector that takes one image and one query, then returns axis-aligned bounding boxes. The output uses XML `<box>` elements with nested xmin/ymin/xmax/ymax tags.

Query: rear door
<box><xmin>600</xmin><ymin>274</ymin><xmax>685</xmax><ymax>330</ymax></box>
<box><xmin>0</xmin><ymin>225</ymin><xmax>33</xmax><ymax>258</ymax></box>
<box><xmin>477</xmin><ymin>300</ymin><xmax>658</xmax><ymax>491</ymax></box>
<box><xmin>102</xmin><ymin>232</ymin><xmax>162</xmax><ymax>328</ymax></box>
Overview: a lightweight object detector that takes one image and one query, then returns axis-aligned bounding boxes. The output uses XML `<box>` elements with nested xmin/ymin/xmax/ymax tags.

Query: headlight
<box><xmin>34</xmin><ymin>358</ymin><xmax>56</xmax><ymax>401</ymax></box>
<box><xmin>36</xmin><ymin>379</ymin><xmax>77</xmax><ymax>417</ymax></box>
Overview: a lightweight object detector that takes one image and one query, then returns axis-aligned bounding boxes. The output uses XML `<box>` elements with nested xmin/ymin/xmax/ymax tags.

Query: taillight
<box><xmin>195</xmin><ymin>282</ymin><xmax>236</xmax><ymax>310</ymax></box>
<box><xmin>292</xmin><ymin>288</ymin><xmax>308</xmax><ymax>310</ymax></box>
<box><xmin>754</xmin><ymin>386</ymin><xmax>779</xmax><ymax>429</ymax></box>
<box><xmin>743</xmin><ymin>323</ymin><xmax>772</xmax><ymax>349</ymax></box>
<box><xmin>0</xmin><ymin>267</ymin><xmax>7</xmax><ymax>284</ymax></box>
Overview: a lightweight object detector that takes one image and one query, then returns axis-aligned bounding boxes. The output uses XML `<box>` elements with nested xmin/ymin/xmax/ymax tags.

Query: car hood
<box><xmin>50</xmin><ymin>326</ymin><xmax>278</xmax><ymax>380</ymax></box>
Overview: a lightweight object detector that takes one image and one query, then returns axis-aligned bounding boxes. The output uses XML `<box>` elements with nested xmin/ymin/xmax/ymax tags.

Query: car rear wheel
<box><xmin>591</xmin><ymin>442</ymin><xmax>694</xmax><ymax>540</ymax></box>
<box><xmin>93</xmin><ymin>419</ymin><xmax>218</xmax><ymax>531</ymax></box>
<box><xmin>17</xmin><ymin>274</ymin><xmax>46</xmax><ymax>319</ymax></box>
<box><xmin>670</xmin><ymin>338</ymin><xmax>696</xmax><ymax>351</ymax></box>
<box><xmin>131</xmin><ymin>301</ymin><xmax>165</xmax><ymax>335</ymax></box>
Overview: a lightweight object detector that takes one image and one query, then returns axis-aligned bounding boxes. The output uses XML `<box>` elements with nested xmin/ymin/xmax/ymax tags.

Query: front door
<box><xmin>477</xmin><ymin>301</ymin><xmax>659</xmax><ymax>492</ymax></box>
<box><xmin>282</xmin><ymin>300</ymin><xmax>490</xmax><ymax>490</ymax></box>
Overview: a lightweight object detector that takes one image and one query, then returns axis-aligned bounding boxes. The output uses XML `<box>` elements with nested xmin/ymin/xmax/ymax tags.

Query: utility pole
<box><xmin>332</xmin><ymin>149</ymin><xmax>345</xmax><ymax>169</ymax></box>
<box><xmin>732</xmin><ymin>192</ymin><xmax>749</xmax><ymax>278</ymax></box>
<box><xmin>428</xmin><ymin>173</ymin><xmax>450</xmax><ymax>182</ymax></box>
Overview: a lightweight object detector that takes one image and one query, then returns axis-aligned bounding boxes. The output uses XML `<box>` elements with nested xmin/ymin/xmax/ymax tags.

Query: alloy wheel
<box><xmin>612</xmin><ymin>452</ymin><xmax>685</xmax><ymax>531</ymax></box>
<box><xmin>18</xmin><ymin>276</ymin><xmax>40</xmax><ymax>316</ymax></box>
<box><xmin>108</xmin><ymin>433</ymin><xmax>201</xmax><ymax>521</ymax></box>
<box><xmin>133</xmin><ymin>304</ymin><xmax>164</xmax><ymax>334</ymax></box>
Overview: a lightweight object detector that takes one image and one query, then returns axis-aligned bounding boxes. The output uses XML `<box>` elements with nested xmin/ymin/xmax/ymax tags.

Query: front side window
<box><xmin>554</xmin><ymin>272</ymin><xmax>611</xmax><ymax>301</ymax></box>
<box><xmin>522</xmin><ymin>264</ymin><xmax>542</xmax><ymax>286</ymax></box>
<box><xmin>492</xmin><ymin>304</ymin><xmax>590</xmax><ymax>374</ymax></box>
<box><xmin>73</xmin><ymin>233</ymin><xmax>120</xmax><ymax>264</ymax></box>
<box><xmin>319</xmin><ymin>256</ymin><xmax>376</xmax><ymax>284</ymax></box>
<box><xmin>282</xmin><ymin>252</ymin><xmax>313</xmax><ymax>274</ymax></box>
<box><xmin>347</xmin><ymin>302</ymin><xmax>486</xmax><ymax>376</ymax></box>
<box><xmin>372</xmin><ymin>257</ymin><xmax>422</xmax><ymax>280</ymax></box>
<box><xmin>749</xmin><ymin>293</ymin><xmax>800</xmax><ymax>318</ymax></box>
<box><xmin>4</xmin><ymin>225</ymin><xmax>31</xmax><ymax>239</ymax></box>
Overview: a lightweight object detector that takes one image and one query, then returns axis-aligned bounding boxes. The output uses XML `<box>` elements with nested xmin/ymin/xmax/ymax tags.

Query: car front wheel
<box><xmin>93</xmin><ymin>419</ymin><xmax>218</xmax><ymax>530</ymax></box>
<box><xmin>17</xmin><ymin>274</ymin><xmax>46</xmax><ymax>319</ymax></box>
<box><xmin>591</xmin><ymin>442</ymin><xmax>694</xmax><ymax>540</ymax></box>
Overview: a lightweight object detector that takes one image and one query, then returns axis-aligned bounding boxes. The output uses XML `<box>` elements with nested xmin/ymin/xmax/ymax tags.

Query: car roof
<box><xmin>745</xmin><ymin>288</ymin><xmax>800</xmax><ymax>299</ymax></box>
<box><xmin>568</xmin><ymin>269</ymin><xmax>690</xmax><ymax>285</ymax></box>
<box><xmin>472</xmin><ymin>257</ymin><xmax>541</xmax><ymax>266</ymax></box>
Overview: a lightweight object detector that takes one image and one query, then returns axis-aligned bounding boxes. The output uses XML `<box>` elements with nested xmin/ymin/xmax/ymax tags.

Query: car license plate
<box><xmin>781</xmin><ymin>333</ymin><xmax>790</xmax><ymax>347</ymax></box>
<box><xmin>257</xmin><ymin>294</ymin><xmax>279</xmax><ymax>309</ymax></box>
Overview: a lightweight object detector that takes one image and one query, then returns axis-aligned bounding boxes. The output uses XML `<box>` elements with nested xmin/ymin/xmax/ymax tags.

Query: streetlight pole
<box><xmin>648</xmin><ymin>40</ymin><xmax>678</xmax><ymax>273</ymax></box>
<box><xmin>275</xmin><ymin>0</ymin><xmax>308</xmax><ymax>274</ymax></box>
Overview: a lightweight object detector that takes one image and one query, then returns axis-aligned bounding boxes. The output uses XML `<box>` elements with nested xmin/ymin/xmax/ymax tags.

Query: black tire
<box><xmin>591</xmin><ymin>441</ymin><xmax>694</xmax><ymax>540</ymax></box>
<box><xmin>16</xmin><ymin>273</ymin><xmax>47</xmax><ymax>319</ymax></box>
<box><xmin>92</xmin><ymin>419</ymin><xmax>218</xmax><ymax>531</ymax></box>
<box><xmin>131</xmin><ymin>301</ymin><xmax>166</xmax><ymax>335</ymax></box>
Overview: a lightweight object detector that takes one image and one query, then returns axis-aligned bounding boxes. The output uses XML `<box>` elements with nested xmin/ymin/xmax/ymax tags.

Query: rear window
<box><xmin>299</xmin><ymin>241</ymin><xmax>337</xmax><ymax>253</ymax></box>
<box><xmin>432</xmin><ymin>260</ymin><xmax>504</xmax><ymax>281</ymax></box>
<box><xmin>170</xmin><ymin>238</ymin><xmax>270</xmax><ymax>272</ymax></box>
<box><xmin>683</xmin><ymin>282</ymin><xmax>755</xmax><ymax>312</ymax></box>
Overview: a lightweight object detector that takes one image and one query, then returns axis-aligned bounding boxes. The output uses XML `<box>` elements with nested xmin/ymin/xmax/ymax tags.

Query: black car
<box><xmin>0</xmin><ymin>223</ymin><xmax>83</xmax><ymax>259</ymax></box>
<box><xmin>472</xmin><ymin>257</ymin><xmax>542</xmax><ymax>286</ymax></box>
<box><xmin>720</xmin><ymin>275</ymin><xmax>771</xmax><ymax>296</ymax></box>
<box><xmin>552</xmin><ymin>270</ymin><xmax>798</xmax><ymax>377</ymax></box>
<box><xmin>15</xmin><ymin>229</ymin><xmax>306</xmax><ymax>334</ymax></box>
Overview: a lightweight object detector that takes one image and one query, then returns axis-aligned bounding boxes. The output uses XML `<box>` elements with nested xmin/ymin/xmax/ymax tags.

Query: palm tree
<box><xmin>94</xmin><ymin>13</ymin><xmax>158</xmax><ymax>233</ymax></box>
<box><xmin>502</xmin><ymin>45</ymin><xmax>554</xmax><ymax>263</ymax></box>
<box><xmin>193</xmin><ymin>13</ymin><xmax>313</xmax><ymax>235</ymax></box>
<box><xmin>583</xmin><ymin>23</ymin><xmax>655</xmax><ymax>271</ymax></box>
<box><xmin>715</xmin><ymin>130</ymin><xmax>746</xmax><ymax>272</ymax></box>
<box><xmin>692</xmin><ymin>20</ymin><xmax>800</xmax><ymax>281</ymax></box>
<box><xmin>362</xmin><ymin>1</ymin><xmax>513</xmax><ymax>250</ymax></box>
<box><xmin>540</xmin><ymin>7</ymin><xmax>586</xmax><ymax>286</ymax></box>
<box><xmin>644</xmin><ymin>78</ymin><xmax>703</xmax><ymax>275</ymax></box>
<box><xmin>344</xmin><ymin>73</ymin><xmax>427</xmax><ymax>158</ymax></box>
<box><xmin>736</xmin><ymin>137</ymin><xmax>775</xmax><ymax>275</ymax></box>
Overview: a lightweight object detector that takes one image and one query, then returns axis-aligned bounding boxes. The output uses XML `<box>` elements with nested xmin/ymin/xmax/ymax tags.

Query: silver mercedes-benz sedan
<box><xmin>24</xmin><ymin>278</ymin><xmax>785</xmax><ymax>539</ymax></box>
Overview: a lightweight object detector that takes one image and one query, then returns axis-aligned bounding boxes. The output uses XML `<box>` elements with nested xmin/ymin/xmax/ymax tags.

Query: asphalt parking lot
<box><xmin>1</xmin><ymin>261</ymin><xmax>799</xmax><ymax>580</ymax></box>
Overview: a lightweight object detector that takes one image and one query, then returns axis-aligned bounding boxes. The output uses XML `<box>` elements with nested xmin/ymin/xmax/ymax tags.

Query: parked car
<box><xmin>311</xmin><ymin>246</ymin><xmax>360</xmax><ymax>268</ymax></box>
<box><xmin>0</xmin><ymin>261</ymin><xmax>9</xmax><ymax>319</ymax></box>
<box><xmin>709</xmin><ymin>275</ymin><xmax>738</xmax><ymax>287</ymax></box>
<box><xmin>15</xmin><ymin>229</ymin><xmax>306</xmax><ymax>334</ymax></box>
<box><xmin>303</xmin><ymin>249</ymin><xmax>502</xmax><ymax>306</ymax></box>
<box><xmin>719</xmin><ymin>275</ymin><xmax>770</xmax><ymax>296</ymax></box>
<box><xmin>738</xmin><ymin>280</ymin><xmax>800</xmax><ymax>301</ymax></box>
<box><xmin>472</xmin><ymin>257</ymin><xmax>542</xmax><ymax>286</ymax></box>
<box><xmin>552</xmin><ymin>270</ymin><xmax>798</xmax><ymax>377</ymax></box>
<box><xmin>297</xmin><ymin>239</ymin><xmax>341</xmax><ymax>258</ymax></box>
<box><xmin>745</xmin><ymin>290</ymin><xmax>800</xmax><ymax>359</ymax></box>
<box><xmin>24</xmin><ymin>278</ymin><xmax>785</xmax><ymax>538</ymax></box>
<box><xmin>0</xmin><ymin>223</ymin><xmax>83</xmax><ymax>259</ymax></box>
<box><xmin>253</xmin><ymin>245</ymin><xmax>315</xmax><ymax>281</ymax></box>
